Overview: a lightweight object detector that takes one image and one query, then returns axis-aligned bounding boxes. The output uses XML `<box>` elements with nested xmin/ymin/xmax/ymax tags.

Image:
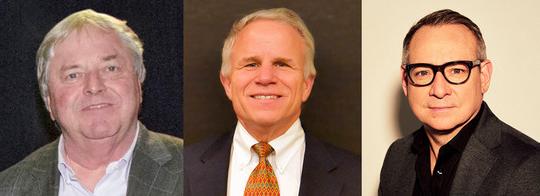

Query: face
<box><xmin>221</xmin><ymin>19</ymin><xmax>315</xmax><ymax>134</ymax></box>
<box><xmin>47</xmin><ymin>25</ymin><xmax>141</xmax><ymax>141</ymax></box>
<box><xmin>402</xmin><ymin>24</ymin><xmax>492</xmax><ymax>131</ymax></box>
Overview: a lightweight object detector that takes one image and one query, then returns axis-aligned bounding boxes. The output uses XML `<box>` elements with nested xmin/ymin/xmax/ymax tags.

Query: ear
<box><xmin>401</xmin><ymin>66</ymin><xmax>409</xmax><ymax>96</ymax></box>
<box><xmin>479</xmin><ymin>59</ymin><xmax>493</xmax><ymax>94</ymax></box>
<box><xmin>137</xmin><ymin>81</ymin><xmax>143</xmax><ymax>104</ymax></box>
<box><xmin>301</xmin><ymin>74</ymin><xmax>316</xmax><ymax>102</ymax></box>
<box><xmin>220</xmin><ymin>73</ymin><xmax>233</xmax><ymax>100</ymax></box>
<box><xmin>45</xmin><ymin>95</ymin><xmax>55</xmax><ymax>121</ymax></box>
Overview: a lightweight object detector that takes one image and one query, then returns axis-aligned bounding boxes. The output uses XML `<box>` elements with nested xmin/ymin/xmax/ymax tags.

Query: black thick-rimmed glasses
<box><xmin>404</xmin><ymin>60</ymin><xmax>482</xmax><ymax>87</ymax></box>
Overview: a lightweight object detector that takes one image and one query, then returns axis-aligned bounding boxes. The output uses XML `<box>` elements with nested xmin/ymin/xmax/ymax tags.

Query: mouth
<box><xmin>82</xmin><ymin>103</ymin><xmax>113</xmax><ymax>111</ymax></box>
<box><xmin>428</xmin><ymin>105</ymin><xmax>455</xmax><ymax>112</ymax></box>
<box><xmin>251</xmin><ymin>95</ymin><xmax>281</xmax><ymax>100</ymax></box>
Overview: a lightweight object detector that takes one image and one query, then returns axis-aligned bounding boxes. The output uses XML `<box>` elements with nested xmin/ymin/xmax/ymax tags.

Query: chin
<box><xmin>250</xmin><ymin>116</ymin><xmax>280</xmax><ymax>126</ymax></box>
<box><xmin>424</xmin><ymin>118</ymin><xmax>463</xmax><ymax>132</ymax></box>
<box><xmin>83</xmin><ymin>122</ymin><xmax>121</xmax><ymax>138</ymax></box>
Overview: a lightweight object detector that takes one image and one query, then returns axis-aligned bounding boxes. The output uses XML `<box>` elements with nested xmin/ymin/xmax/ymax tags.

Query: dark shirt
<box><xmin>411</xmin><ymin>104</ymin><xmax>484</xmax><ymax>196</ymax></box>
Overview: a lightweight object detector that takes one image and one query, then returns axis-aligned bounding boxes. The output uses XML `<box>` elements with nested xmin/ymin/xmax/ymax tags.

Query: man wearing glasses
<box><xmin>379</xmin><ymin>9</ymin><xmax>539</xmax><ymax>196</ymax></box>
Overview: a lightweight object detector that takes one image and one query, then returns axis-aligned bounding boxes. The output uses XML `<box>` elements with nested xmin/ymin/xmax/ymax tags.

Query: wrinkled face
<box><xmin>402</xmin><ymin>24</ymin><xmax>492</xmax><ymax>131</ymax></box>
<box><xmin>221</xmin><ymin>19</ymin><xmax>315</xmax><ymax>132</ymax></box>
<box><xmin>47</xmin><ymin>25</ymin><xmax>141</xmax><ymax>140</ymax></box>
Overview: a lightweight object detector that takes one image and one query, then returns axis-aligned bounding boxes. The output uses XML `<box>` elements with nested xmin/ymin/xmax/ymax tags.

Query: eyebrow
<box><xmin>102</xmin><ymin>54</ymin><xmax>117</xmax><ymax>62</ymax></box>
<box><xmin>238</xmin><ymin>57</ymin><xmax>293</xmax><ymax>64</ymax></box>
<box><xmin>59</xmin><ymin>54</ymin><xmax>118</xmax><ymax>71</ymax></box>
<box><xmin>272</xmin><ymin>57</ymin><xmax>293</xmax><ymax>64</ymax></box>
<box><xmin>60</xmin><ymin>64</ymin><xmax>81</xmax><ymax>72</ymax></box>
<box><xmin>240</xmin><ymin>56</ymin><xmax>260</xmax><ymax>63</ymax></box>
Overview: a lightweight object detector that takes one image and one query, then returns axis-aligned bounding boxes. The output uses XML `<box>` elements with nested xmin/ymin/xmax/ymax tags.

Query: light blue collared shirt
<box><xmin>57</xmin><ymin>124</ymin><xmax>139</xmax><ymax>196</ymax></box>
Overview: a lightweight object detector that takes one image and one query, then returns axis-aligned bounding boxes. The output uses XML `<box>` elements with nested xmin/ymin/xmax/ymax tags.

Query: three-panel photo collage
<box><xmin>1</xmin><ymin>1</ymin><xmax>539</xmax><ymax>195</ymax></box>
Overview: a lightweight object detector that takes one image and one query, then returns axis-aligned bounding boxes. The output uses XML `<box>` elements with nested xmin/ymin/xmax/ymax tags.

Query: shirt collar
<box><xmin>233</xmin><ymin>119</ymin><xmax>305</xmax><ymax>174</ymax></box>
<box><xmin>57</xmin><ymin>122</ymin><xmax>140</xmax><ymax>182</ymax></box>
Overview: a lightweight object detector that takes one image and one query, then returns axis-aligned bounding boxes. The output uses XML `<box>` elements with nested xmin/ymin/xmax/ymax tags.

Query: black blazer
<box><xmin>185</xmin><ymin>131</ymin><xmax>360</xmax><ymax>196</ymax></box>
<box><xmin>379</xmin><ymin>102</ymin><xmax>540</xmax><ymax>196</ymax></box>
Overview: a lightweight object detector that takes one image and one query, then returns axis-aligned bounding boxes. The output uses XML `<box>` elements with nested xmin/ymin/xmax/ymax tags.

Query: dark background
<box><xmin>184</xmin><ymin>0</ymin><xmax>361</xmax><ymax>155</ymax></box>
<box><xmin>0</xmin><ymin>0</ymin><xmax>183</xmax><ymax>171</ymax></box>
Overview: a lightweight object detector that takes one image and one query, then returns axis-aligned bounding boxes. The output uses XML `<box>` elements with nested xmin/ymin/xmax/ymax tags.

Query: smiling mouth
<box><xmin>83</xmin><ymin>103</ymin><xmax>113</xmax><ymax>111</ymax></box>
<box><xmin>252</xmin><ymin>95</ymin><xmax>281</xmax><ymax>100</ymax></box>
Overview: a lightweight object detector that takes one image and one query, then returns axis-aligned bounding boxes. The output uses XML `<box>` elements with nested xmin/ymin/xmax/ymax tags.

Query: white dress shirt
<box><xmin>227</xmin><ymin>119</ymin><xmax>306</xmax><ymax>196</ymax></box>
<box><xmin>58</xmin><ymin>124</ymin><xmax>139</xmax><ymax>196</ymax></box>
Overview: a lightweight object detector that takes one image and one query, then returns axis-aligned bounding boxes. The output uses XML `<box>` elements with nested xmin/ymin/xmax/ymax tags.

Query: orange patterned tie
<box><xmin>244</xmin><ymin>142</ymin><xmax>280</xmax><ymax>196</ymax></box>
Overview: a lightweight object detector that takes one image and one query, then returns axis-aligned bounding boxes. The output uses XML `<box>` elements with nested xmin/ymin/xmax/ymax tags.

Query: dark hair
<box><xmin>402</xmin><ymin>9</ymin><xmax>486</xmax><ymax>64</ymax></box>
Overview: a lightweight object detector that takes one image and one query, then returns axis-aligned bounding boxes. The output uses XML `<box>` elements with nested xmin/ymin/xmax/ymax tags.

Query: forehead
<box><xmin>51</xmin><ymin>25</ymin><xmax>127</xmax><ymax>64</ymax></box>
<box><xmin>231</xmin><ymin>19</ymin><xmax>305</xmax><ymax>59</ymax></box>
<box><xmin>408</xmin><ymin>24</ymin><xmax>477</xmax><ymax>64</ymax></box>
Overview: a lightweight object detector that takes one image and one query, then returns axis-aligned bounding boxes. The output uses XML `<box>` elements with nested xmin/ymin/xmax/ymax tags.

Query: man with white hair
<box><xmin>185</xmin><ymin>8</ymin><xmax>360</xmax><ymax>196</ymax></box>
<box><xmin>0</xmin><ymin>9</ymin><xmax>183</xmax><ymax>196</ymax></box>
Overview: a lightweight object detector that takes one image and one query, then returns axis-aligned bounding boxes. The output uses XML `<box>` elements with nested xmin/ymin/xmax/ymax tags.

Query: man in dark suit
<box><xmin>0</xmin><ymin>9</ymin><xmax>183</xmax><ymax>195</ymax></box>
<box><xmin>379</xmin><ymin>9</ymin><xmax>540</xmax><ymax>196</ymax></box>
<box><xmin>185</xmin><ymin>8</ymin><xmax>360</xmax><ymax>196</ymax></box>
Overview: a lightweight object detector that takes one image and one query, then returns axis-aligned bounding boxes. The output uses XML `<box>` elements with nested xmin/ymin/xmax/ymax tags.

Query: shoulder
<box><xmin>477</xmin><ymin>103</ymin><xmax>538</xmax><ymax>157</ymax></box>
<box><xmin>497</xmin><ymin>126</ymin><xmax>539</xmax><ymax>174</ymax></box>
<box><xmin>499</xmin><ymin>126</ymin><xmax>539</xmax><ymax>155</ymax></box>
<box><xmin>379</xmin><ymin>130</ymin><xmax>417</xmax><ymax>184</ymax></box>
<box><xmin>306</xmin><ymin>134</ymin><xmax>360</xmax><ymax>167</ymax></box>
<box><xmin>475</xmin><ymin>109</ymin><xmax>540</xmax><ymax>194</ymax></box>
<box><xmin>0</xmin><ymin>141</ymin><xmax>58</xmax><ymax>192</ymax></box>
<box><xmin>138</xmin><ymin>129</ymin><xmax>184</xmax><ymax>167</ymax></box>
<box><xmin>503</xmin><ymin>141</ymin><xmax>540</xmax><ymax>195</ymax></box>
<box><xmin>185</xmin><ymin>132</ymin><xmax>232</xmax><ymax>159</ymax></box>
<box><xmin>303</xmin><ymin>134</ymin><xmax>360</xmax><ymax>194</ymax></box>
<box><xmin>480</xmin><ymin>109</ymin><xmax>539</xmax><ymax>163</ymax></box>
<box><xmin>304</xmin><ymin>133</ymin><xmax>360</xmax><ymax>178</ymax></box>
<box><xmin>382</xmin><ymin>131</ymin><xmax>416</xmax><ymax>164</ymax></box>
<box><xmin>145</xmin><ymin>130</ymin><xmax>184</xmax><ymax>153</ymax></box>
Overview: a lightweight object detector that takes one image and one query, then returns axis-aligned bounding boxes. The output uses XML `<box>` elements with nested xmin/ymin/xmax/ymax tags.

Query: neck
<box><xmin>62</xmin><ymin>124</ymin><xmax>137</xmax><ymax>170</ymax></box>
<box><xmin>62</xmin><ymin>124</ymin><xmax>137</xmax><ymax>192</ymax></box>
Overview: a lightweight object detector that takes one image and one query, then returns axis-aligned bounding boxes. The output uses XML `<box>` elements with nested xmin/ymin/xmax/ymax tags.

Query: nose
<box><xmin>429</xmin><ymin>72</ymin><xmax>451</xmax><ymax>99</ymax></box>
<box><xmin>84</xmin><ymin>71</ymin><xmax>106</xmax><ymax>95</ymax></box>
<box><xmin>255</xmin><ymin>64</ymin><xmax>276</xmax><ymax>86</ymax></box>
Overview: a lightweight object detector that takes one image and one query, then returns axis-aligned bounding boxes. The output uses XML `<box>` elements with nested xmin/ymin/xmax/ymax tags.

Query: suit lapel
<box><xmin>28</xmin><ymin>140</ymin><xmax>60</xmax><ymax>195</ymax></box>
<box><xmin>299</xmin><ymin>134</ymin><xmax>341</xmax><ymax>196</ymax></box>
<box><xmin>450</xmin><ymin>104</ymin><xmax>500</xmax><ymax>195</ymax></box>
<box><xmin>190</xmin><ymin>132</ymin><xmax>233</xmax><ymax>196</ymax></box>
<box><xmin>127</xmin><ymin>125</ymin><xmax>180</xmax><ymax>196</ymax></box>
<box><xmin>395</xmin><ymin>149</ymin><xmax>417</xmax><ymax>196</ymax></box>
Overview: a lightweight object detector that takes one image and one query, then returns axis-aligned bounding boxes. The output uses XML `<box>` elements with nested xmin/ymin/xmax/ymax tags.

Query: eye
<box><xmin>414</xmin><ymin>70</ymin><xmax>430</xmax><ymax>77</ymax></box>
<box><xmin>449</xmin><ymin>68</ymin><xmax>466</xmax><ymax>74</ymax></box>
<box><xmin>65</xmin><ymin>72</ymin><xmax>81</xmax><ymax>81</ymax></box>
<box><xmin>275</xmin><ymin>62</ymin><xmax>290</xmax><ymax>67</ymax></box>
<box><xmin>244</xmin><ymin>63</ymin><xmax>257</xmax><ymax>67</ymax></box>
<box><xmin>106</xmin><ymin>65</ymin><xmax>119</xmax><ymax>72</ymax></box>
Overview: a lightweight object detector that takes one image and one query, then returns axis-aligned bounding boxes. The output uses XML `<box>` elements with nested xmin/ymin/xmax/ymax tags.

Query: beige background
<box><xmin>362</xmin><ymin>0</ymin><xmax>540</xmax><ymax>195</ymax></box>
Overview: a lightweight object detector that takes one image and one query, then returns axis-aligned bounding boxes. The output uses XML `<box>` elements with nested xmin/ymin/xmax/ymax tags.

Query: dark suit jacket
<box><xmin>0</xmin><ymin>123</ymin><xmax>184</xmax><ymax>196</ymax></box>
<box><xmin>379</xmin><ymin>103</ymin><xmax>540</xmax><ymax>196</ymax></box>
<box><xmin>185</xmin><ymin>131</ymin><xmax>360</xmax><ymax>196</ymax></box>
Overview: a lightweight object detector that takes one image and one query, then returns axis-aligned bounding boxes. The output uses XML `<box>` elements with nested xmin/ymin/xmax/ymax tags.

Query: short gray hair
<box><xmin>221</xmin><ymin>8</ymin><xmax>316</xmax><ymax>78</ymax></box>
<box><xmin>36</xmin><ymin>9</ymin><xmax>145</xmax><ymax>103</ymax></box>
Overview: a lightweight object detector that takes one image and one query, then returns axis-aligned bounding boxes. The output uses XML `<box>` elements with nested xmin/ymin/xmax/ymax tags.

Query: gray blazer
<box><xmin>0</xmin><ymin>123</ymin><xmax>183</xmax><ymax>196</ymax></box>
<box><xmin>185</xmin><ymin>132</ymin><xmax>360</xmax><ymax>196</ymax></box>
<box><xmin>379</xmin><ymin>102</ymin><xmax>540</xmax><ymax>196</ymax></box>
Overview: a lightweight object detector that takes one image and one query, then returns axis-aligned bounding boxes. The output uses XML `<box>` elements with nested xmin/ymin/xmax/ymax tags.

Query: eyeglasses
<box><xmin>404</xmin><ymin>60</ymin><xmax>482</xmax><ymax>87</ymax></box>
